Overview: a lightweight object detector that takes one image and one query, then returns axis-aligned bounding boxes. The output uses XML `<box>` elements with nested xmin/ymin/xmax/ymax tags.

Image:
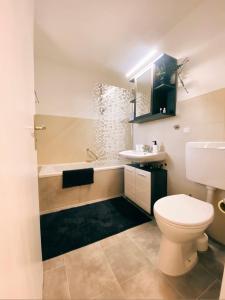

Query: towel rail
<box><xmin>86</xmin><ymin>148</ymin><xmax>98</xmax><ymax>160</ymax></box>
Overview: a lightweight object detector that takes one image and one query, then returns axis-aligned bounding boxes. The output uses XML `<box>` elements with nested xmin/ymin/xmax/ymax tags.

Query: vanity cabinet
<box><xmin>124</xmin><ymin>165</ymin><xmax>167</xmax><ymax>214</ymax></box>
<box><xmin>124</xmin><ymin>165</ymin><xmax>136</xmax><ymax>201</ymax></box>
<box><xmin>134</xmin><ymin>168</ymin><xmax>151</xmax><ymax>212</ymax></box>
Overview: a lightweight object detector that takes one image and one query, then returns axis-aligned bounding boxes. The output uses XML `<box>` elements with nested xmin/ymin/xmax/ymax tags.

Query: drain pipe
<box><xmin>206</xmin><ymin>185</ymin><xmax>216</xmax><ymax>203</ymax></box>
<box><xmin>197</xmin><ymin>185</ymin><xmax>216</xmax><ymax>252</ymax></box>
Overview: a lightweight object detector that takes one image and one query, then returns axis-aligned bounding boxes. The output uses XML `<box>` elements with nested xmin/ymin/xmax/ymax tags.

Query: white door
<box><xmin>0</xmin><ymin>0</ymin><xmax>43</xmax><ymax>299</ymax></box>
<box><xmin>124</xmin><ymin>165</ymin><xmax>136</xmax><ymax>201</ymax></box>
<box><xmin>135</xmin><ymin>169</ymin><xmax>151</xmax><ymax>213</ymax></box>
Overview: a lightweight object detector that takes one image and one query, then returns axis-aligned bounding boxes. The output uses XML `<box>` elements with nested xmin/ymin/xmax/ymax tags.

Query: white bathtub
<box><xmin>38</xmin><ymin>160</ymin><xmax>126</xmax><ymax>213</ymax></box>
<box><xmin>38</xmin><ymin>160</ymin><xmax>127</xmax><ymax>178</ymax></box>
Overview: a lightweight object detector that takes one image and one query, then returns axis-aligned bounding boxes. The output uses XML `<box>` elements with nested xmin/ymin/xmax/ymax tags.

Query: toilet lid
<box><xmin>154</xmin><ymin>194</ymin><xmax>214</xmax><ymax>227</ymax></box>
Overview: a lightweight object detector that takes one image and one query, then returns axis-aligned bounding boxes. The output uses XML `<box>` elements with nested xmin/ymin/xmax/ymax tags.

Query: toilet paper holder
<box><xmin>218</xmin><ymin>199</ymin><xmax>225</xmax><ymax>214</ymax></box>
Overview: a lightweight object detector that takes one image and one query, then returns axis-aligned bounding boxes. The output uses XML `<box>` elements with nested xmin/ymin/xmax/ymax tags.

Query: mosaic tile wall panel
<box><xmin>93</xmin><ymin>84</ymin><xmax>132</xmax><ymax>161</ymax></box>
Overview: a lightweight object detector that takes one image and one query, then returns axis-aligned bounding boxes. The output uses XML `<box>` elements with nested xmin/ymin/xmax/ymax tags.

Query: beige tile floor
<box><xmin>43</xmin><ymin>221</ymin><xmax>225</xmax><ymax>300</ymax></box>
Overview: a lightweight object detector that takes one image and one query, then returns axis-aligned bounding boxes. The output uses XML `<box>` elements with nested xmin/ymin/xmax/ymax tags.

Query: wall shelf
<box><xmin>129</xmin><ymin>112</ymin><xmax>175</xmax><ymax>124</ymax></box>
<box><xmin>154</xmin><ymin>83</ymin><xmax>175</xmax><ymax>91</ymax></box>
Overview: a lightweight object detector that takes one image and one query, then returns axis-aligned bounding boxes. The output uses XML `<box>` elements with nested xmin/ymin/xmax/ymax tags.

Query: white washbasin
<box><xmin>186</xmin><ymin>141</ymin><xmax>225</xmax><ymax>190</ymax></box>
<box><xmin>119</xmin><ymin>150</ymin><xmax>166</xmax><ymax>163</ymax></box>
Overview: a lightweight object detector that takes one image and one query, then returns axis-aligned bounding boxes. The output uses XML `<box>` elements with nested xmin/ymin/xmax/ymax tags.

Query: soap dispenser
<box><xmin>152</xmin><ymin>141</ymin><xmax>158</xmax><ymax>153</ymax></box>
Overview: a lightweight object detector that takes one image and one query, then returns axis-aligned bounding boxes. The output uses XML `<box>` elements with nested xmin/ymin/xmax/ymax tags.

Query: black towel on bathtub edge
<box><xmin>62</xmin><ymin>168</ymin><xmax>94</xmax><ymax>188</ymax></box>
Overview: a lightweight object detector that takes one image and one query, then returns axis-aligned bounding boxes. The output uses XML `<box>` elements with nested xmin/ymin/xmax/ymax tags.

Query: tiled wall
<box><xmin>93</xmin><ymin>84</ymin><xmax>132</xmax><ymax>161</ymax></box>
<box><xmin>133</xmin><ymin>87</ymin><xmax>225</xmax><ymax>244</ymax></box>
<box><xmin>35</xmin><ymin>84</ymin><xmax>131</xmax><ymax>214</ymax></box>
<box><xmin>35</xmin><ymin>85</ymin><xmax>132</xmax><ymax>165</ymax></box>
<box><xmin>39</xmin><ymin>168</ymin><xmax>124</xmax><ymax>213</ymax></box>
<box><xmin>35</xmin><ymin>115</ymin><xmax>96</xmax><ymax>164</ymax></box>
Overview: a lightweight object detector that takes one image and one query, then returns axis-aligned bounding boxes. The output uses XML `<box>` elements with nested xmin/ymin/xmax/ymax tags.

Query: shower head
<box><xmin>99</xmin><ymin>107</ymin><xmax>105</xmax><ymax>115</ymax></box>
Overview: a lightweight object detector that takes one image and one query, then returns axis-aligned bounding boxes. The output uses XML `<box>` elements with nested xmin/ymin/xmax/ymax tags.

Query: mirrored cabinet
<box><xmin>135</xmin><ymin>68</ymin><xmax>152</xmax><ymax>117</ymax></box>
<box><xmin>129</xmin><ymin>53</ymin><xmax>177</xmax><ymax>123</ymax></box>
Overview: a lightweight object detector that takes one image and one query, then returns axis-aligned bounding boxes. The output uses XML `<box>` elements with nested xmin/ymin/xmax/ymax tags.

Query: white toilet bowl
<box><xmin>154</xmin><ymin>194</ymin><xmax>214</xmax><ymax>276</ymax></box>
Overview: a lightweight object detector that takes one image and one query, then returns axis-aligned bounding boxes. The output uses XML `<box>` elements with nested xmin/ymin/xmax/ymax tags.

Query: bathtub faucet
<box><xmin>86</xmin><ymin>148</ymin><xmax>98</xmax><ymax>162</ymax></box>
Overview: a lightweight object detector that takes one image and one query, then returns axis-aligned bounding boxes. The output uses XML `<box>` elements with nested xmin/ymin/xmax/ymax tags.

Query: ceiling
<box><xmin>34</xmin><ymin>0</ymin><xmax>202</xmax><ymax>75</ymax></box>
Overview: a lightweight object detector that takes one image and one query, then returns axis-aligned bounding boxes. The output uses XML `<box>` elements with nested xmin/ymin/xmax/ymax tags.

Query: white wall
<box><xmin>0</xmin><ymin>1</ymin><xmax>43</xmax><ymax>298</ymax></box>
<box><xmin>35</xmin><ymin>0</ymin><xmax>225</xmax><ymax>118</ymax></box>
<box><xmin>35</xmin><ymin>57</ymin><xmax>130</xmax><ymax>119</ymax></box>
<box><xmin>156</xmin><ymin>0</ymin><xmax>225</xmax><ymax>102</ymax></box>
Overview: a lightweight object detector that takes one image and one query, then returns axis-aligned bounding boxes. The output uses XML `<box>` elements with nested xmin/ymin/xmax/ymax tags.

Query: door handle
<box><xmin>34</xmin><ymin>125</ymin><xmax>46</xmax><ymax>131</ymax></box>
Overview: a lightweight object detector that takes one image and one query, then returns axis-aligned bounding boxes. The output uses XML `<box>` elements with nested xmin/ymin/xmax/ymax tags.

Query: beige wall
<box><xmin>0</xmin><ymin>0</ymin><xmax>43</xmax><ymax>298</ymax></box>
<box><xmin>35</xmin><ymin>114</ymin><xmax>96</xmax><ymax>164</ymax></box>
<box><xmin>133</xmin><ymin>88</ymin><xmax>225</xmax><ymax>244</ymax></box>
<box><xmin>34</xmin><ymin>57</ymin><xmax>132</xmax><ymax>165</ymax></box>
<box><xmin>157</xmin><ymin>0</ymin><xmax>225</xmax><ymax>102</ymax></box>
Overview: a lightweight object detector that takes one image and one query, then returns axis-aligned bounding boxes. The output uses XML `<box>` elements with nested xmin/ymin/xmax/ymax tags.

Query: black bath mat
<box><xmin>40</xmin><ymin>197</ymin><xmax>151</xmax><ymax>260</ymax></box>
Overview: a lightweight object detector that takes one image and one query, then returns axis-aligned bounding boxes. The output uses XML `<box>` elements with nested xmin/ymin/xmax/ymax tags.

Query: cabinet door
<box><xmin>135</xmin><ymin>169</ymin><xmax>151</xmax><ymax>213</ymax></box>
<box><xmin>124</xmin><ymin>166</ymin><xmax>135</xmax><ymax>201</ymax></box>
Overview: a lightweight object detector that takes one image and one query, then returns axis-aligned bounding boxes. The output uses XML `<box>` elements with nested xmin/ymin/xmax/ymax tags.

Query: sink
<box><xmin>119</xmin><ymin>150</ymin><xmax>166</xmax><ymax>163</ymax></box>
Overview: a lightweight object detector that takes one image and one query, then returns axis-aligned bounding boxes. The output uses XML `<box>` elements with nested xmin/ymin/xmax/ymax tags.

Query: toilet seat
<box><xmin>154</xmin><ymin>212</ymin><xmax>211</xmax><ymax>230</ymax></box>
<box><xmin>154</xmin><ymin>194</ymin><xmax>214</xmax><ymax>228</ymax></box>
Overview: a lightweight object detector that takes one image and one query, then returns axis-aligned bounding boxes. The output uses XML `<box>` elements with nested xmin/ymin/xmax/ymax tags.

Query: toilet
<box><xmin>154</xmin><ymin>195</ymin><xmax>214</xmax><ymax>276</ymax></box>
<box><xmin>152</xmin><ymin>142</ymin><xmax>219</xmax><ymax>276</ymax></box>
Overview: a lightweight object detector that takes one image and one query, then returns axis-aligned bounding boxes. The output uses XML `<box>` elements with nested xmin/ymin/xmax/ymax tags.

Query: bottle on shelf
<box><xmin>152</xmin><ymin>141</ymin><xmax>158</xmax><ymax>153</ymax></box>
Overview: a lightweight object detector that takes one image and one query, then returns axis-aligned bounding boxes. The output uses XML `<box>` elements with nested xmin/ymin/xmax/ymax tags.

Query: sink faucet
<box><xmin>143</xmin><ymin>145</ymin><xmax>151</xmax><ymax>152</ymax></box>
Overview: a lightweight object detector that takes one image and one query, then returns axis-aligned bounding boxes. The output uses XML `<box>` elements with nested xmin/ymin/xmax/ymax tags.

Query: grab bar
<box><xmin>86</xmin><ymin>148</ymin><xmax>98</xmax><ymax>160</ymax></box>
<box><xmin>34</xmin><ymin>125</ymin><xmax>46</xmax><ymax>131</ymax></box>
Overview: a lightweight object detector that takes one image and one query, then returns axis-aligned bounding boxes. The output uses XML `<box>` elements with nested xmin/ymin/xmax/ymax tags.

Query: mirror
<box><xmin>135</xmin><ymin>67</ymin><xmax>152</xmax><ymax>117</ymax></box>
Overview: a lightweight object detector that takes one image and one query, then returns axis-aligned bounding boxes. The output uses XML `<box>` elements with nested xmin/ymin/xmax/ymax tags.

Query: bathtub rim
<box><xmin>38</xmin><ymin>161</ymin><xmax>126</xmax><ymax>178</ymax></box>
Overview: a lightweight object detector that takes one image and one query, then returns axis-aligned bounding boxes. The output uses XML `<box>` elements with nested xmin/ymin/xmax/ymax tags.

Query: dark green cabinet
<box><xmin>129</xmin><ymin>53</ymin><xmax>177</xmax><ymax>123</ymax></box>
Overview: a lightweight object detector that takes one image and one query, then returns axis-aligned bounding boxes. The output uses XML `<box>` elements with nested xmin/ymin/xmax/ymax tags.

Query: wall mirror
<box><xmin>130</xmin><ymin>53</ymin><xmax>177</xmax><ymax>123</ymax></box>
<box><xmin>135</xmin><ymin>68</ymin><xmax>152</xmax><ymax>117</ymax></box>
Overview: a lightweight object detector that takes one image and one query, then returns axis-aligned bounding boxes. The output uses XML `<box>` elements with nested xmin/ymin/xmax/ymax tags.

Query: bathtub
<box><xmin>38</xmin><ymin>160</ymin><xmax>126</xmax><ymax>178</ymax></box>
<box><xmin>38</xmin><ymin>160</ymin><xmax>126</xmax><ymax>214</ymax></box>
